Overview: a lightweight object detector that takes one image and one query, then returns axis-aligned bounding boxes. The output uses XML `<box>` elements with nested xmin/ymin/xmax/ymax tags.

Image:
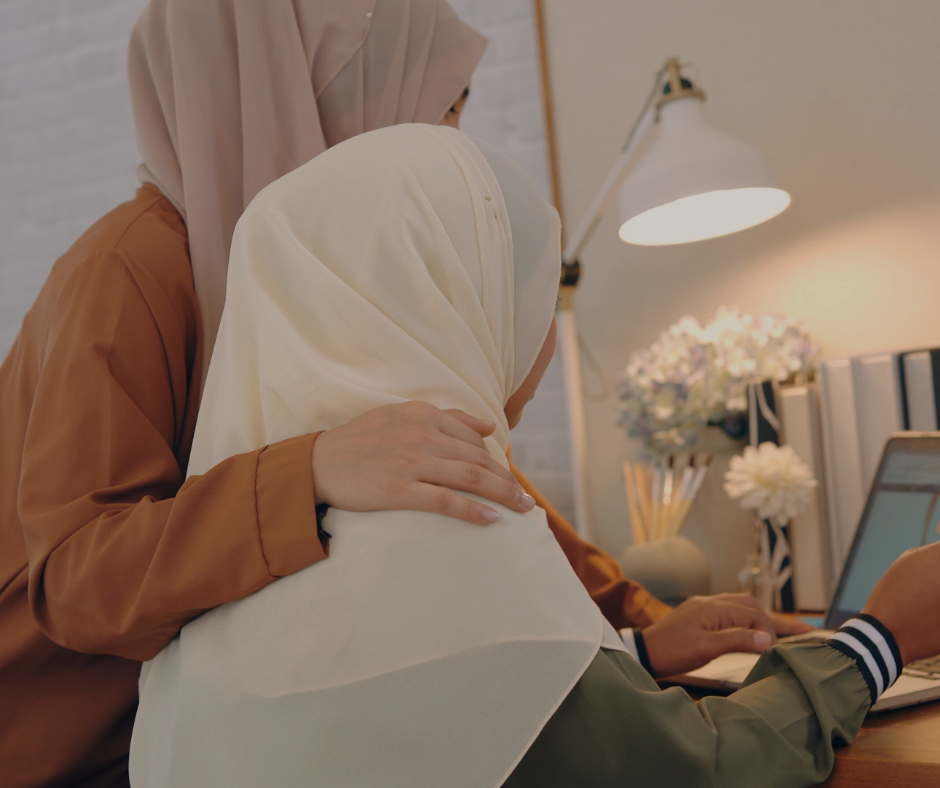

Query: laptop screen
<box><xmin>828</xmin><ymin>434</ymin><xmax>940</xmax><ymax>628</ymax></box>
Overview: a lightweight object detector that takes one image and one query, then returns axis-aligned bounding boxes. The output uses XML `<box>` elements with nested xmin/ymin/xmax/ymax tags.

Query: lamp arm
<box><xmin>553</xmin><ymin>60</ymin><xmax>679</xmax><ymax>539</ymax></box>
<box><xmin>560</xmin><ymin>74</ymin><xmax>663</xmax><ymax>270</ymax></box>
<box><xmin>554</xmin><ymin>81</ymin><xmax>661</xmax><ymax>539</ymax></box>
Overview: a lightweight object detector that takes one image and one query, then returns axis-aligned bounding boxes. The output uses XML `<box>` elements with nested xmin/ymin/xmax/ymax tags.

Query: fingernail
<box><xmin>480</xmin><ymin>509</ymin><xmax>501</xmax><ymax>524</ymax></box>
<box><xmin>518</xmin><ymin>493</ymin><xmax>536</xmax><ymax>510</ymax></box>
<box><xmin>753</xmin><ymin>631</ymin><xmax>772</xmax><ymax>649</ymax></box>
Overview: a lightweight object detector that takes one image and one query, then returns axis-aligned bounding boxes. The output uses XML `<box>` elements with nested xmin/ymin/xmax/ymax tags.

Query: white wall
<box><xmin>541</xmin><ymin>0</ymin><xmax>940</xmax><ymax>589</ymax></box>
<box><xmin>451</xmin><ymin>0</ymin><xmax>576</xmax><ymax>522</ymax></box>
<box><xmin>0</xmin><ymin>0</ymin><xmax>148</xmax><ymax>350</ymax></box>
<box><xmin>0</xmin><ymin>0</ymin><xmax>576</xmax><ymax>523</ymax></box>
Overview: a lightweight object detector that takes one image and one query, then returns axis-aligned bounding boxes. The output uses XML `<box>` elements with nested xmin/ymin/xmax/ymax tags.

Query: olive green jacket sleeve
<box><xmin>505</xmin><ymin>643</ymin><xmax>871</xmax><ymax>788</ymax></box>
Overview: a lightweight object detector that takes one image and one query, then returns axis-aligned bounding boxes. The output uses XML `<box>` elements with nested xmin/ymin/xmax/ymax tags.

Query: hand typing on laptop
<box><xmin>641</xmin><ymin>593</ymin><xmax>812</xmax><ymax>678</ymax></box>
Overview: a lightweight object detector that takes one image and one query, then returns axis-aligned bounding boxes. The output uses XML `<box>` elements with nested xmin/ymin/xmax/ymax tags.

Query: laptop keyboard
<box><xmin>780</xmin><ymin>633</ymin><xmax>940</xmax><ymax>680</ymax></box>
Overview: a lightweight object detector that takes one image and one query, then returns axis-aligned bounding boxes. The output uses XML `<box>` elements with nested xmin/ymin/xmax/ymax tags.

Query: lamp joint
<box><xmin>655</xmin><ymin>56</ymin><xmax>705</xmax><ymax>110</ymax></box>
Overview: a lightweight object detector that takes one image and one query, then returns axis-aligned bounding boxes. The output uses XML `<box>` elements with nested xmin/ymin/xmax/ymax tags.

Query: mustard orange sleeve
<box><xmin>510</xmin><ymin>461</ymin><xmax>672</xmax><ymax>629</ymax></box>
<box><xmin>256</xmin><ymin>432</ymin><xmax>330</xmax><ymax>576</ymax></box>
<box><xmin>18</xmin><ymin>252</ymin><xmax>327</xmax><ymax>662</ymax></box>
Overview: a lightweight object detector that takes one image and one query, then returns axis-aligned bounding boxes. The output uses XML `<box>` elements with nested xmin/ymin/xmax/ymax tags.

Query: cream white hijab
<box><xmin>129</xmin><ymin>125</ymin><xmax>619</xmax><ymax>787</ymax></box>
<box><xmin>128</xmin><ymin>0</ymin><xmax>486</xmax><ymax>385</ymax></box>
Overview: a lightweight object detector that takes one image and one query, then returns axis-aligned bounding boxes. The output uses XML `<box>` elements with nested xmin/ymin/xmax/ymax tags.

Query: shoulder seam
<box><xmin>112</xmin><ymin>189</ymin><xmax>175</xmax><ymax>252</ymax></box>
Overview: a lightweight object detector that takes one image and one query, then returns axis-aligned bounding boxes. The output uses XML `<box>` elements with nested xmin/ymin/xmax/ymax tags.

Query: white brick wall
<box><xmin>449</xmin><ymin>0</ymin><xmax>575</xmax><ymax>521</ymax></box>
<box><xmin>0</xmin><ymin>0</ymin><xmax>148</xmax><ymax>349</ymax></box>
<box><xmin>0</xmin><ymin>0</ymin><xmax>575</xmax><ymax>523</ymax></box>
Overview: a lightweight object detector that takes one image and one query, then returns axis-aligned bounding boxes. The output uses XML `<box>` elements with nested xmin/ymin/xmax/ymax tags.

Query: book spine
<box><xmin>852</xmin><ymin>354</ymin><xmax>905</xmax><ymax>489</ymax></box>
<box><xmin>779</xmin><ymin>384</ymin><xmax>832</xmax><ymax>610</ymax></box>
<box><xmin>930</xmin><ymin>348</ymin><xmax>940</xmax><ymax>428</ymax></box>
<box><xmin>818</xmin><ymin>358</ymin><xmax>866</xmax><ymax>577</ymax></box>
<box><xmin>747</xmin><ymin>381</ymin><xmax>793</xmax><ymax>611</ymax></box>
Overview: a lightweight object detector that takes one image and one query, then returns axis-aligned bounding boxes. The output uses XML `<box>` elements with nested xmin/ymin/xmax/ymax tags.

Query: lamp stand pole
<box><xmin>557</xmin><ymin>285</ymin><xmax>593</xmax><ymax>541</ymax></box>
<box><xmin>555</xmin><ymin>57</ymin><xmax>693</xmax><ymax>541</ymax></box>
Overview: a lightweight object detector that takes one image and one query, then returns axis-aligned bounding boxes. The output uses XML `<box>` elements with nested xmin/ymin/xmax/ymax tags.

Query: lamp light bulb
<box><xmin>618</xmin><ymin>187</ymin><xmax>791</xmax><ymax>246</ymax></box>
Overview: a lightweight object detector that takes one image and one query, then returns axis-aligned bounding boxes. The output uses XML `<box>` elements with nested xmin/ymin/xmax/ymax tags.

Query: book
<box><xmin>818</xmin><ymin>353</ymin><xmax>906</xmax><ymax>578</ymax></box>
<box><xmin>747</xmin><ymin>380</ymin><xmax>794</xmax><ymax>611</ymax></box>
<box><xmin>853</xmin><ymin>354</ymin><xmax>905</xmax><ymax>487</ymax></box>
<box><xmin>899</xmin><ymin>350</ymin><xmax>940</xmax><ymax>431</ymax></box>
<box><xmin>818</xmin><ymin>357</ymin><xmax>868</xmax><ymax>578</ymax></box>
<box><xmin>778</xmin><ymin>384</ymin><xmax>832</xmax><ymax>610</ymax></box>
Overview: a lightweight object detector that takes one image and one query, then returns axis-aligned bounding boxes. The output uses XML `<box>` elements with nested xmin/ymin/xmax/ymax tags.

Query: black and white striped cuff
<box><xmin>826</xmin><ymin>614</ymin><xmax>903</xmax><ymax>704</ymax></box>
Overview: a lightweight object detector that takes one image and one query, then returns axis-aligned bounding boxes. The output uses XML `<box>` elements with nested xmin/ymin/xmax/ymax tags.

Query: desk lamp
<box><xmin>557</xmin><ymin>57</ymin><xmax>790</xmax><ymax>540</ymax></box>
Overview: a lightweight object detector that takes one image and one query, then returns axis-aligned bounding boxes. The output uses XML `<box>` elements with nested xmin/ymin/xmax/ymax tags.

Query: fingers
<box><xmin>408</xmin><ymin>482</ymin><xmax>504</xmax><ymax>526</ymax></box>
<box><xmin>432</xmin><ymin>410</ymin><xmax>532</xmax><ymax>510</ymax></box>
<box><xmin>767</xmin><ymin>611</ymin><xmax>814</xmax><ymax>636</ymax></box>
<box><xmin>393</xmin><ymin>404</ymin><xmax>536</xmax><ymax>521</ymax></box>
<box><xmin>708</xmin><ymin>600</ymin><xmax>777</xmax><ymax>644</ymax></box>
<box><xmin>708</xmin><ymin>596</ymin><xmax>813</xmax><ymax>639</ymax></box>
<box><xmin>416</xmin><ymin>458</ymin><xmax>535</xmax><ymax>516</ymax></box>
<box><xmin>394</xmin><ymin>403</ymin><xmax>492</xmax><ymax>451</ymax></box>
<box><xmin>423</xmin><ymin>430</ymin><xmax>518</xmax><ymax>486</ymax></box>
<box><xmin>701</xmin><ymin>627</ymin><xmax>774</xmax><ymax>661</ymax></box>
<box><xmin>442</xmin><ymin>408</ymin><xmax>496</xmax><ymax>439</ymax></box>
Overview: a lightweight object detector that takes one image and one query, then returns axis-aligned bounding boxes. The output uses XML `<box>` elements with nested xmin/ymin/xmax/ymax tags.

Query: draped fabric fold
<box><xmin>130</xmin><ymin>125</ymin><xmax>610</xmax><ymax>787</ymax></box>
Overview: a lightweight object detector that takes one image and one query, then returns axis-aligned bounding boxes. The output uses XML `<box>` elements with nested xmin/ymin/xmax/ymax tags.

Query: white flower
<box><xmin>724</xmin><ymin>442</ymin><xmax>818</xmax><ymax>523</ymax></box>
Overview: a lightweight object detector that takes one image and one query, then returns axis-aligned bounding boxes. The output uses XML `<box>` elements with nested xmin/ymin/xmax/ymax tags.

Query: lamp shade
<box><xmin>618</xmin><ymin>97</ymin><xmax>790</xmax><ymax>245</ymax></box>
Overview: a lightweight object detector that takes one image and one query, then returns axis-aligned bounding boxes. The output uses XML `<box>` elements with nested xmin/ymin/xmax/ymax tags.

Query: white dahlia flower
<box><xmin>723</xmin><ymin>442</ymin><xmax>817</xmax><ymax>523</ymax></box>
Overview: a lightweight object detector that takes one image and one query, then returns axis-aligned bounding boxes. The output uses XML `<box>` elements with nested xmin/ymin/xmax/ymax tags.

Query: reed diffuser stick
<box><xmin>623</xmin><ymin>462</ymin><xmax>647</xmax><ymax>545</ymax></box>
<box><xmin>666</xmin><ymin>453</ymin><xmax>713</xmax><ymax>538</ymax></box>
<box><xmin>649</xmin><ymin>459</ymin><xmax>664</xmax><ymax>542</ymax></box>
<box><xmin>635</xmin><ymin>463</ymin><xmax>652</xmax><ymax>528</ymax></box>
<box><xmin>625</xmin><ymin>453</ymin><xmax>712</xmax><ymax>544</ymax></box>
<box><xmin>659</xmin><ymin>455</ymin><xmax>676</xmax><ymax>541</ymax></box>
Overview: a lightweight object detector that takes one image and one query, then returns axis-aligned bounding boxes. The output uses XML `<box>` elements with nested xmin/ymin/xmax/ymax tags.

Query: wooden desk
<box><xmin>821</xmin><ymin>700</ymin><xmax>940</xmax><ymax>787</ymax></box>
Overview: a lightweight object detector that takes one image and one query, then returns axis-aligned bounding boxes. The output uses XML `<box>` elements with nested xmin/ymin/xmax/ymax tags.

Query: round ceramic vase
<box><xmin>618</xmin><ymin>536</ymin><xmax>711</xmax><ymax>607</ymax></box>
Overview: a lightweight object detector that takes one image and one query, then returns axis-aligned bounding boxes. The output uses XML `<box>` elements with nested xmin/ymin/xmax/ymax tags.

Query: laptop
<box><xmin>677</xmin><ymin>432</ymin><xmax>940</xmax><ymax>712</ymax></box>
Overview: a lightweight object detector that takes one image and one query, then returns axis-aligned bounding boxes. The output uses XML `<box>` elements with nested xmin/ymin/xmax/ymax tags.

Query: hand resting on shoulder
<box><xmin>311</xmin><ymin>401</ymin><xmax>536</xmax><ymax>526</ymax></box>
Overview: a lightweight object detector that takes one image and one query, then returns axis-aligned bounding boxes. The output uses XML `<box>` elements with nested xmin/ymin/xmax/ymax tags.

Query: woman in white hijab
<box><xmin>129</xmin><ymin>120</ymin><xmax>617</xmax><ymax>787</ymax></box>
<box><xmin>127</xmin><ymin>125</ymin><xmax>900</xmax><ymax>788</ymax></box>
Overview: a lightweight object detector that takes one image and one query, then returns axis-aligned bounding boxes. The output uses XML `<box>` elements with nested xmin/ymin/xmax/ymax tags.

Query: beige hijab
<box><xmin>130</xmin><ymin>125</ymin><xmax>618</xmax><ymax>787</ymax></box>
<box><xmin>128</xmin><ymin>0</ymin><xmax>486</xmax><ymax>383</ymax></box>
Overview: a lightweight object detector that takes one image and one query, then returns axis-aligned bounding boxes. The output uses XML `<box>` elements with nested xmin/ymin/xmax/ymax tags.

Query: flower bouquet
<box><xmin>616</xmin><ymin>307</ymin><xmax>818</xmax><ymax>453</ymax></box>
